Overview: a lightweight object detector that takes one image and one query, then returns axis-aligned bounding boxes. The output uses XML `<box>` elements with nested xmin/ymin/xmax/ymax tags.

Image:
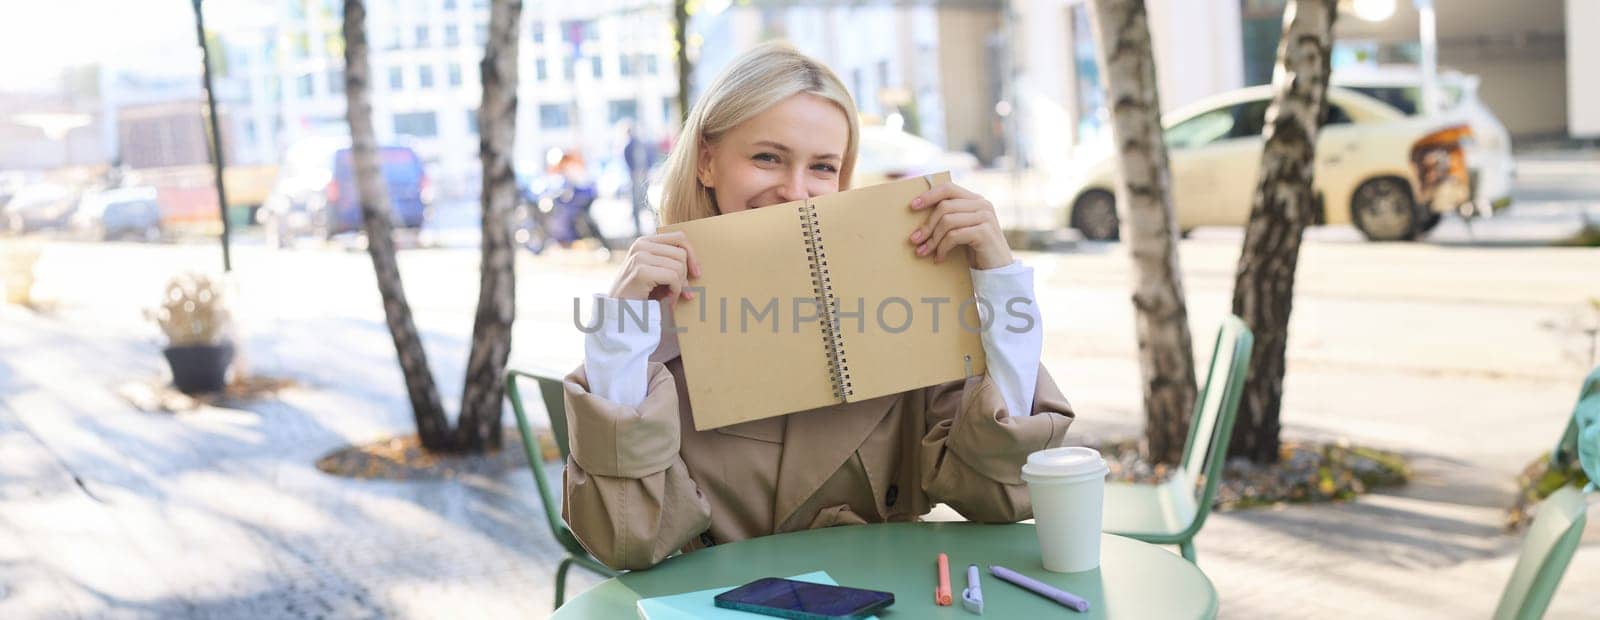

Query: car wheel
<box><xmin>1070</xmin><ymin>190</ymin><xmax>1120</xmax><ymax>241</ymax></box>
<box><xmin>1416</xmin><ymin>210</ymin><xmax>1442</xmax><ymax>234</ymax></box>
<box><xmin>1350</xmin><ymin>178</ymin><xmax>1421</xmax><ymax>242</ymax></box>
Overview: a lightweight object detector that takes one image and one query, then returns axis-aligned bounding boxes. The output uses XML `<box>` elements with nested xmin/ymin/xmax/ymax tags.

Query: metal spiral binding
<box><xmin>799</xmin><ymin>200</ymin><xmax>853</xmax><ymax>401</ymax></box>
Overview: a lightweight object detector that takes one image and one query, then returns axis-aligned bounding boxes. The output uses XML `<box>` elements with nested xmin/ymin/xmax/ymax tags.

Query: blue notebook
<box><xmin>635</xmin><ymin>571</ymin><xmax>882</xmax><ymax>620</ymax></box>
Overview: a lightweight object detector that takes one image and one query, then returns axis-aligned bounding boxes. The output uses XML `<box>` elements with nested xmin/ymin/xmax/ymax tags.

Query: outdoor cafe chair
<box><xmin>1550</xmin><ymin>365</ymin><xmax>1599</xmax><ymax>489</ymax></box>
<box><xmin>505</xmin><ymin>368</ymin><xmax>620</xmax><ymax>609</ymax></box>
<box><xmin>1489</xmin><ymin>366</ymin><xmax>1599</xmax><ymax>618</ymax></box>
<box><xmin>1492</xmin><ymin>485</ymin><xmax>1589</xmax><ymax>620</ymax></box>
<box><xmin>1101</xmin><ymin>316</ymin><xmax>1253</xmax><ymax>563</ymax></box>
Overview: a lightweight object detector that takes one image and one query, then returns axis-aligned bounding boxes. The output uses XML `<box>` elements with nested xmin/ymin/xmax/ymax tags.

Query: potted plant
<box><xmin>151</xmin><ymin>273</ymin><xmax>234</xmax><ymax>395</ymax></box>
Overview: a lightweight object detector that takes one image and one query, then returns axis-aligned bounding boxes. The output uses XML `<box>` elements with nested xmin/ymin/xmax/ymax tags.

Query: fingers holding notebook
<box><xmin>610</xmin><ymin>231</ymin><xmax>703</xmax><ymax>305</ymax></box>
<box><xmin>908</xmin><ymin>182</ymin><xmax>1013</xmax><ymax>270</ymax></box>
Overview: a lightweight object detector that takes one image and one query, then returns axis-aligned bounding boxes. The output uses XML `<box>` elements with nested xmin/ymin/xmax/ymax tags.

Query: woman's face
<box><xmin>697</xmin><ymin>93</ymin><xmax>849</xmax><ymax>214</ymax></box>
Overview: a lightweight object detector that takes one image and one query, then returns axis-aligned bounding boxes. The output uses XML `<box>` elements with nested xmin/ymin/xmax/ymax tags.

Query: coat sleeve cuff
<box><xmin>564</xmin><ymin>361</ymin><xmax>681</xmax><ymax>478</ymax></box>
<box><xmin>942</xmin><ymin>365</ymin><xmax>1074</xmax><ymax>484</ymax></box>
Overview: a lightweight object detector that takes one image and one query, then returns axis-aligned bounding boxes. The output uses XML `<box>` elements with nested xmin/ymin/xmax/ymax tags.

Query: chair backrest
<box><xmin>1492</xmin><ymin>486</ymin><xmax>1590</xmax><ymax>620</ymax></box>
<box><xmin>505</xmin><ymin>368</ymin><xmax>585</xmax><ymax>555</ymax></box>
<box><xmin>1178</xmin><ymin>316</ymin><xmax>1253</xmax><ymax>535</ymax></box>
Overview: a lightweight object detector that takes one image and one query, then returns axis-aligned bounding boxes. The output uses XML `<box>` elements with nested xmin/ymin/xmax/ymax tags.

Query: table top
<box><xmin>552</xmin><ymin>522</ymin><xmax>1217</xmax><ymax>619</ymax></box>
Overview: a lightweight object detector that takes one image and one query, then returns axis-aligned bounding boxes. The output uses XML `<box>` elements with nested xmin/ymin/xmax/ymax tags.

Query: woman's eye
<box><xmin>812</xmin><ymin>163</ymin><xmax>838</xmax><ymax>173</ymax></box>
<box><xmin>753</xmin><ymin>153</ymin><xmax>779</xmax><ymax>164</ymax></box>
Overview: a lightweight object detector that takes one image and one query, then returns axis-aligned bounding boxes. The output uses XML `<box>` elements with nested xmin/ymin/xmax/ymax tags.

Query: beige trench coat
<box><xmin>561</xmin><ymin>333</ymin><xmax>1075</xmax><ymax>570</ymax></box>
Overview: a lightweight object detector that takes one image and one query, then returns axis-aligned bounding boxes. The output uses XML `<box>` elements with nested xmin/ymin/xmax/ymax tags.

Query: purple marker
<box><xmin>989</xmin><ymin>565</ymin><xmax>1090</xmax><ymax>613</ymax></box>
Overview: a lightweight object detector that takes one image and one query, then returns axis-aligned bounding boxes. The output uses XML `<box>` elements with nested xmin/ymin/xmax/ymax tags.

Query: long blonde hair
<box><xmin>659</xmin><ymin>41</ymin><xmax>860</xmax><ymax>225</ymax></box>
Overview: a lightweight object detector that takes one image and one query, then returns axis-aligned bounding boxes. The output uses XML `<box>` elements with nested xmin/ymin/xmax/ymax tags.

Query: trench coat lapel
<box><xmin>771</xmin><ymin>395</ymin><xmax>894</xmax><ymax>529</ymax></box>
<box><xmin>649</xmin><ymin>323</ymin><xmax>894</xmax><ymax>530</ymax></box>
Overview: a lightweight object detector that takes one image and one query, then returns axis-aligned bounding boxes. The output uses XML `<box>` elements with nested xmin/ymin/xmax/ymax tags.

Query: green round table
<box><xmin>552</xmin><ymin>522</ymin><xmax>1217</xmax><ymax>619</ymax></box>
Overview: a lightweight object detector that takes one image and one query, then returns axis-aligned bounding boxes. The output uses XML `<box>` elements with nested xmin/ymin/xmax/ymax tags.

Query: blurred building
<box><xmin>689</xmin><ymin>2</ymin><xmax>1009</xmax><ymax>164</ymax></box>
<box><xmin>212</xmin><ymin>0</ymin><xmax>681</xmax><ymax>201</ymax></box>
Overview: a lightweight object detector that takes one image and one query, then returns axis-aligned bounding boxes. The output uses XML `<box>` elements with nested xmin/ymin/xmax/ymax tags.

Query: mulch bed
<box><xmin>1505</xmin><ymin>452</ymin><xmax>1590</xmax><ymax>532</ymax></box>
<box><xmin>315</xmin><ymin>429</ymin><xmax>563</xmax><ymax>481</ymax></box>
<box><xmin>119</xmin><ymin>374</ymin><xmax>298</xmax><ymax>413</ymax></box>
<box><xmin>1088</xmin><ymin>438</ymin><xmax>1411</xmax><ymax>511</ymax></box>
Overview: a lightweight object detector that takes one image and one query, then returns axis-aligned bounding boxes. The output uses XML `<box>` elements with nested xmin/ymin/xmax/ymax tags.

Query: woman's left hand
<box><xmin>908</xmin><ymin>181</ymin><xmax>1014</xmax><ymax>270</ymax></box>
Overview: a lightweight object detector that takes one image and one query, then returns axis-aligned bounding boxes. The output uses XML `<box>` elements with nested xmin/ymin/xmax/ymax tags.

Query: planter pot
<box><xmin>2</xmin><ymin>243</ymin><xmax>40</xmax><ymax>306</ymax></box>
<box><xmin>163</xmin><ymin>343</ymin><xmax>235</xmax><ymax>395</ymax></box>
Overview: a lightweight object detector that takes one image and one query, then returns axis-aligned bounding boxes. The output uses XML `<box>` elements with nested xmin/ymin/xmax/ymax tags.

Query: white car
<box><xmin>1332</xmin><ymin>67</ymin><xmax>1514</xmax><ymax>216</ymax></box>
<box><xmin>1064</xmin><ymin>85</ymin><xmax>1476</xmax><ymax>242</ymax></box>
<box><xmin>853</xmin><ymin>125</ymin><xmax>980</xmax><ymax>187</ymax></box>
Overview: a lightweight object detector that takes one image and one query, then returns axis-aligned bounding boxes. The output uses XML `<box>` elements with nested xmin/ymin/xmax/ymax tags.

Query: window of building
<box><xmin>645</xmin><ymin>55</ymin><xmax>658</xmax><ymax>76</ymax></box>
<box><xmin>393</xmin><ymin>111</ymin><xmax>438</xmax><ymax>137</ymax></box>
<box><xmin>608</xmin><ymin>99</ymin><xmax>638</xmax><ymax>124</ymax></box>
<box><xmin>562</xmin><ymin>57</ymin><xmax>575</xmax><ymax>81</ymax></box>
<box><xmin>591</xmin><ymin>56</ymin><xmax>603</xmax><ymax>79</ymax></box>
<box><xmin>296</xmin><ymin>73</ymin><xmax>315</xmax><ymax>97</ymax></box>
<box><xmin>536</xmin><ymin>58</ymin><xmax>548</xmax><ymax>81</ymax></box>
<box><xmin>539</xmin><ymin>103</ymin><xmax>572</xmax><ymax>129</ymax></box>
<box><xmin>466</xmin><ymin>109</ymin><xmax>478</xmax><ymax>134</ymax></box>
<box><xmin>327</xmin><ymin>69</ymin><xmax>345</xmax><ymax>96</ymax></box>
<box><xmin>418</xmin><ymin>64</ymin><xmax>434</xmax><ymax>88</ymax></box>
<box><xmin>448</xmin><ymin>63</ymin><xmax>463</xmax><ymax>87</ymax></box>
<box><xmin>415</xmin><ymin>25</ymin><xmax>430</xmax><ymax>48</ymax></box>
<box><xmin>443</xmin><ymin>0</ymin><xmax>456</xmax><ymax>9</ymax></box>
<box><xmin>444</xmin><ymin>24</ymin><xmax>459</xmax><ymax>46</ymax></box>
<box><xmin>476</xmin><ymin>23</ymin><xmax>488</xmax><ymax>46</ymax></box>
<box><xmin>389</xmin><ymin>66</ymin><xmax>404</xmax><ymax>90</ymax></box>
<box><xmin>530</xmin><ymin>21</ymin><xmax>544</xmax><ymax>44</ymax></box>
<box><xmin>619</xmin><ymin>54</ymin><xmax>634</xmax><ymax>77</ymax></box>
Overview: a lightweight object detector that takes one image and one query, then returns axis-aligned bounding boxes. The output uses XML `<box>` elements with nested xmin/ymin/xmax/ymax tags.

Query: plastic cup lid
<box><xmin>1021</xmin><ymin>446</ymin><xmax>1108</xmax><ymax>481</ymax></box>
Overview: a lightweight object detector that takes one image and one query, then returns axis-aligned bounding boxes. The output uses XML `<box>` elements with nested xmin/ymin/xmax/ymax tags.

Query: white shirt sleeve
<box><xmin>582</xmin><ymin>294</ymin><xmax>661</xmax><ymax>408</ymax></box>
<box><xmin>970</xmin><ymin>260</ymin><xmax>1043</xmax><ymax>417</ymax></box>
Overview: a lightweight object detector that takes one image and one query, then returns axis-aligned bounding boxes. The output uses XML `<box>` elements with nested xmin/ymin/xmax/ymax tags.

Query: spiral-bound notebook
<box><xmin>660</xmin><ymin>173</ymin><xmax>987</xmax><ymax>430</ymax></box>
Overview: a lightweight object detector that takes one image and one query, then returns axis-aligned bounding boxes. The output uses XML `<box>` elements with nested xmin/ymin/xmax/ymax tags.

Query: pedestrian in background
<box><xmin>623</xmin><ymin>124</ymin><xmax>654</xmax><ymax>237</ymax></box>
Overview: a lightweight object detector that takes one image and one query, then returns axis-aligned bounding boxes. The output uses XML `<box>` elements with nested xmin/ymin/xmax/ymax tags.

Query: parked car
<box><xmin>1332</xmin><ymin>67</ymin><xmax>1514</xmax><ymax>216</ymax></box>
<box><xmin>854</xmin><ymin>125</ymin><xmax>980</xmax><ymax>187</ymax></box>
<box><xmin>73</xmin><ymin>186</ymin><xmax>163</xmax><ymax>241</ymax></box>
<box><xmin>261</xmin><ymin>137</ymin><xmax>431</xmax><ymax>245</ymax></box>
<box><xmin>1063</xmin><ymin>85</ymin><xmax>1475</xmax><ymax>242</ymax></box>
<box><xmin>3</xmin><ymin>184</ymin><xmax>76</xmax><ymax>234</ymax></box>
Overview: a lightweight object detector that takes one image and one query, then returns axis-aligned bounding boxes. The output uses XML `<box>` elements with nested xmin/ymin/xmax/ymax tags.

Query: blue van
<box><xmin>329</xmin><ymin>146</ymin><xmax>430</xmax><ymax>234</ymax></box>
<box><xmin>262</xmin><ymin>138</ymin><xmax>431</xmax><ymax>242</ymax></box>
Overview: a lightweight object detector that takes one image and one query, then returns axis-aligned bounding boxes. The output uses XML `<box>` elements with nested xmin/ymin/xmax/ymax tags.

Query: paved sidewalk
<box><xmin>2</xmin><ymin>239</ymin><xmax>1597</xmax><ymax>618</ymax></box>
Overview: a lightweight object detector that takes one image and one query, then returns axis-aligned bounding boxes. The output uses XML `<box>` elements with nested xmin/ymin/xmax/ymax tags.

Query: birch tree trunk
<box><xmin>673</xmin><ymin>0</ymin><xmax>691</xmax><ymax>125</ymax></box>
<box><xmin>1229</xmin><ymin>0</ymin><xmax>1338</xmax><ymax>464</ymax></box>
<box><xmin>454</xmin><ymin>0</ymin><xmax>522</xmax><ymax>452</ymax></box>
<box><xmin>1088</xmin><ymin>0</ymin><xmax>1198</xmax><ymax>466</ymax></box>
<box><xmin>342</xmin><ymin>0</ymin><xmax>450</xmax><ymax>450</ymax></box>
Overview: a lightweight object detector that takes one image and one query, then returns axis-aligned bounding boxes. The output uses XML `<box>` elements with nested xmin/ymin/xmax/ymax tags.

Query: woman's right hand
<box><xmin>608</xmin><ymin>231</ymin><xmax>702</xmax><ymax>305</ymax></box>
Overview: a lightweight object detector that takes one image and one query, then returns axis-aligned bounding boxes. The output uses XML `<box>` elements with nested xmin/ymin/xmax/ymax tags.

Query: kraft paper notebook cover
<box><xmin>660</xmin><ymin>173</ymin><xmax>987</xmax><ymax>430</ymax></box>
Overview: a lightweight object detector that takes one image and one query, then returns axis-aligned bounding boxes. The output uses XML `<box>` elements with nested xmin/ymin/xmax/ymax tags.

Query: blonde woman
<box><xmin>563</xmin><ymin>42</ymin><xmax>1075</xmax><ymax>570</ymax></box>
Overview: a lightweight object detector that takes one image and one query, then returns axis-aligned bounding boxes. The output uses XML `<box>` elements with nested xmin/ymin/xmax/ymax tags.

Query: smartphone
<box><xmin>712</xmin><ymin>577</ymin><xmax>894</xmax><ymax>620</ymax></box>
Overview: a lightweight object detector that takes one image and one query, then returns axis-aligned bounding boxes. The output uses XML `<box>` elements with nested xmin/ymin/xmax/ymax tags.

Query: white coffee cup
<box><xmin>1021</xmin><ymin>446</ymin><xmax>1109</xmax><ymax>573</ymax></box>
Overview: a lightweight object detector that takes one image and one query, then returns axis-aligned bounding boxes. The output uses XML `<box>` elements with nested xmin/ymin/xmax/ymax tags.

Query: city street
<box><xmin>2</xmin><ymin>155</ymin><xmax>1597</xmax><ymax>616</ymax></box>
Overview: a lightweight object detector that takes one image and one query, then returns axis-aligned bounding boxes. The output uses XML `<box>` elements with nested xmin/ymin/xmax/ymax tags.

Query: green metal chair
<box><xmin>1101</xmin><ymin>316</ymin><xmax>1253</xmax><ymax>563</ymax></box>
<box><xmin>1492</xmin><ymin>485</ymin><xmax>1590</xmax><ymax>620</ymax></box>
<box><xmin>1552</xmin><ymin>366</ymin><xmax>1600</xmax><ymax>491</ymax></box>
<box><xmin>505</xmin><ymin>368</ymin><xmax>620</xmax><ymax>609</ymax></box>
